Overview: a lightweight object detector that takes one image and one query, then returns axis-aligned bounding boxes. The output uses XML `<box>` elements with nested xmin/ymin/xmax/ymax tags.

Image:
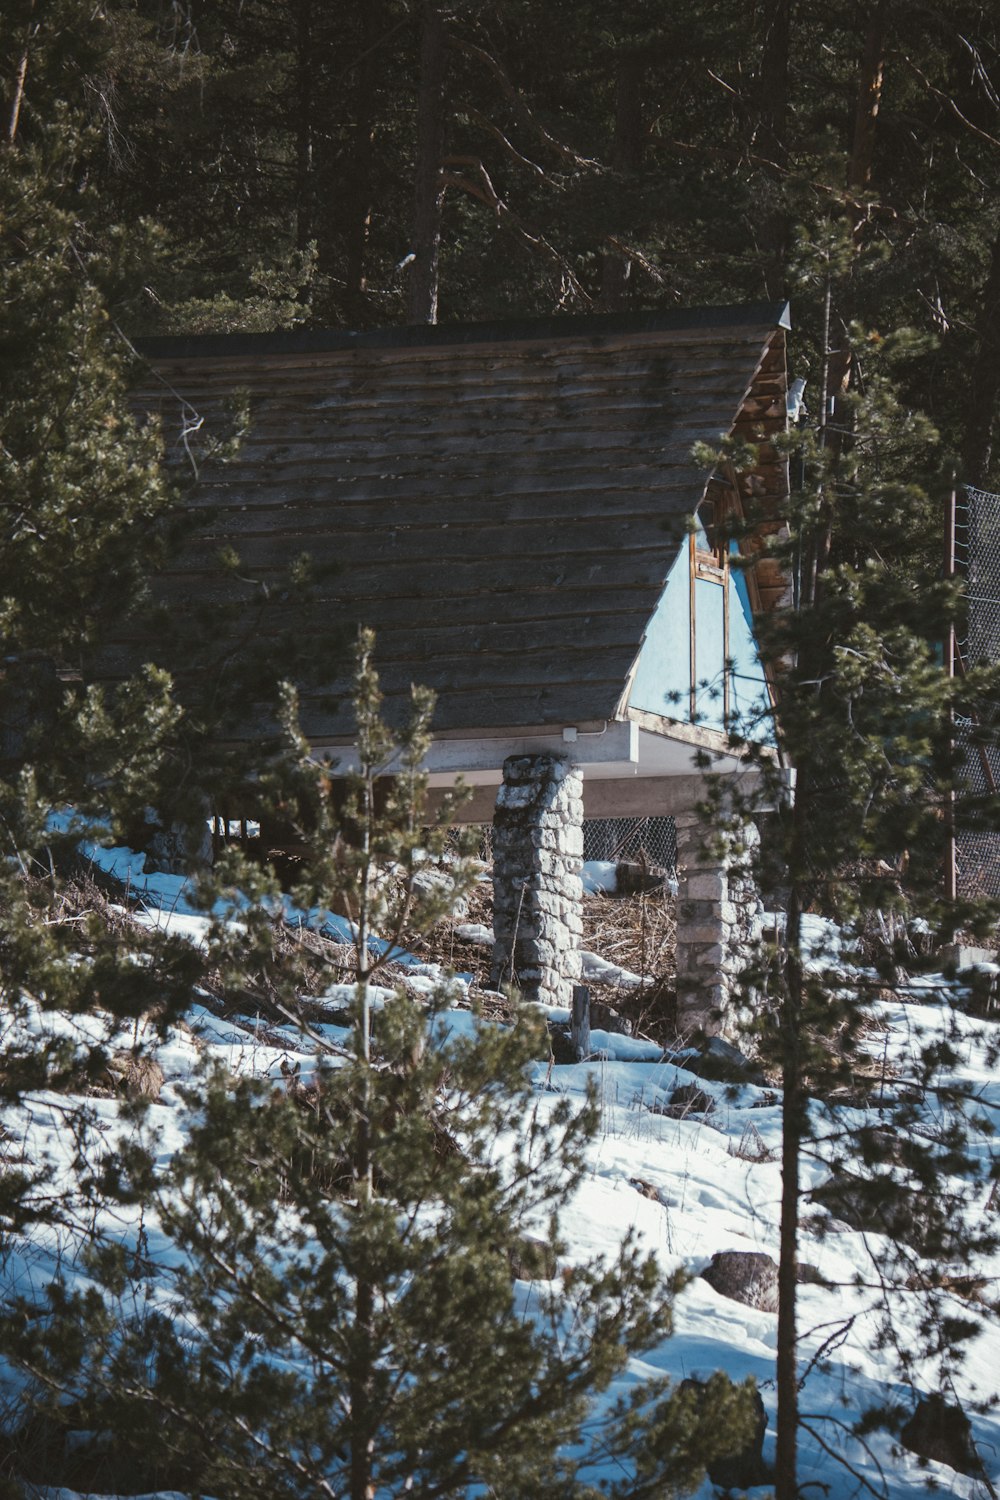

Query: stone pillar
<box><xmin>491</xmin><ymin>754</ymin><xmax>584</xmax><ymax>1008</ymax></box>
<box><xmin>674</xmin><ymin>809</ymin><xmax>761</xmax><ymax>1039</ymax></box>
<box><xmin>144</xmin><ymin>800</ymin><xmax>213</xmax><ymax>873</ymax></box>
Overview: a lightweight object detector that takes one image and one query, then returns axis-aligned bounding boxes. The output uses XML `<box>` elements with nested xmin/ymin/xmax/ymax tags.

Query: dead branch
<box><xmin>652</xmin><ymin>135</ymin><xmax>898</xmax><ymax>220</ymax></box>
<box><xmin>5</xmin><ymin>0</ymin><xmax>36</xmax><ymax>147</ymax></box>
<box><xmin>901</xmin><ymin>53</ymin><xmax>1000</xmax><ymax>154</ymax></box>
<box><xmin>704</xmin><ymin>66</ymin><xmax>740</xmax><ymax>100</ymax></box>
<box><xmin>464</xmin><ymin>105</ymin><xmax>557</xmax><ymax>183</ymax></box>
<box><xmin>603</xmin><ymin>233</ymin><xmax>668</xmax><ymax>288</ymax></box>
<box><xmin>450</xmin><ymin>36</ymin><xmax>601</xmax><ymax>171</ymax></box>
<box><xmin>440</xmin><ymin>158</ymin><xmax>592</xmax><ymax>305</ymax></box>
<box><xmin>956</xmin><ymin>32</ymin><xmax>1000</xmax><ymax>111</ymax></box>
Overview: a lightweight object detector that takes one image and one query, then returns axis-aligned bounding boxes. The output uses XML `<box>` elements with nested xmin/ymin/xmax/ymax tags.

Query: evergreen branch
<box><xmin>158</xmin><ymin>1196</ymin><xmax>339</xmax><ymax>1369</ymax></box>
<box><xmin>64</xmin><ymin>238</ymin><xmax>210</xmax><ymax>482</ymax></box>
<box><xmin>4</xmin><ymin>1341</ymin><xmax>236</xmax><ymax>1485</ymax></box>
<box><xmin>227</xmin><ymin>1411</ymin><xmax>340</xmax><ymax>1497</ymax></box>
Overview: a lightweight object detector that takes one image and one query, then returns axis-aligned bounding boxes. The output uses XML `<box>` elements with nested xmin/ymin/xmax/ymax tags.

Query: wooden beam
<box><xmin>315</xmin><ymin>718</ymin><xmax>639</xmax><ymax>776</ymax></box>
<box><xmin>425</xmin><ymin>770</ymin><xmax>779</xmax><ymax>825</ymax></box>
<box><xmin>626</xmin><ymin>704</ymin><xmax>782</xmax><ymax>763</ymax></box>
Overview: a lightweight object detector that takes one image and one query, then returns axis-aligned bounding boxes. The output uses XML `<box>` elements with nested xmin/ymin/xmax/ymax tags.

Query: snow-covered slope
<box><xmin>5</xmin><ymin>872</ymin><xmax>1000</xmax><ymax>1499</ymax></box>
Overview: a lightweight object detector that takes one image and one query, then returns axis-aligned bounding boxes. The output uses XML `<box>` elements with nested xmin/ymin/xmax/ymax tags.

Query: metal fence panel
<box><xmin>957</xmin><ymin>486</ymin><xmax>1000</xmax><ymax>898</ymax></box>
<box><xmin>582</xmin><ymin>816</ymin><xmax>677</xmax><ymax>873</ymax></box>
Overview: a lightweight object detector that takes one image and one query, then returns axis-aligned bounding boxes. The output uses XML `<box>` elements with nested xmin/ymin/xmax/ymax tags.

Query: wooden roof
<box><xmin>131</xmin><ymin>304</ymin><xmax>789</xmax><ymax>743</ymax></box>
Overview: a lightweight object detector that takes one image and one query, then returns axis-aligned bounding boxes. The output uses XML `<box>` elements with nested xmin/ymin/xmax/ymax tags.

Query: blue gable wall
<box><xmin>628</xmin><ymin>547</ymin><xmax>691</xmax><ymax>720</ymax></box>
<box><xmin>628</xmin><ymin>542</ymin><xmax>772</xmax><ymax>738</ymax></box>
<box><xmin>694</xmin><ymin>576</ymin><xmax>726</xmax><ymax>723</ymax></box>
<box><xmin>728</xmin><ymin>547</ymin><xmax>773</xmax><ymax>733</ymax></box>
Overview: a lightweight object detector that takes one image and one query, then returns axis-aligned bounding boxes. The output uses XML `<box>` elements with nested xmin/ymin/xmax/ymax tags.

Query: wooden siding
<box><xmin>127</xmin><ymin>307</ymin><xmax>788</xmax><ymax>741</ymax></box>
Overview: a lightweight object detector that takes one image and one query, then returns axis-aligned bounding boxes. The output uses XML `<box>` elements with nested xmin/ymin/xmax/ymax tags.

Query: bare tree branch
<box><xmin>603</xmin><ymin>233</ymin><xmax>668</xmax><ymax>289</ymax></box>
<box><xmin>901</xmin><ymin>53</ymin><xmax>1000</xmax><ymax>154</ymax></box>
<box><xmin>956</xmin><ymin>32</ymin><xmax>1000</xmax><ymax>112</ymax></box>
<box><xmin>653</xmin><ymin>134</ymin><xmax>897</xmax><ymax>218</ymax></box>
<box><xmin>440</xmin><ymin>157</ymin><xmax>591</xmax><ymax>304</ymax></box>
<box><xmin>464</xmin><ymin>105</ymin><xmax>556</xmax><ymax>183</ymax></box>
<box><xmin>450</xmin><ymin>36</ymin><xmax>602</xmax><ymax>171</ymax></box>
<box><xmin>798</xmin><ymin>1415</ymin><xmax>889</xmax><ymax>1500</ymax></box>
<box><xmin>5</xmin><ymin>0</ymin><xmax>37</xmax><ymax>147</ymax></box>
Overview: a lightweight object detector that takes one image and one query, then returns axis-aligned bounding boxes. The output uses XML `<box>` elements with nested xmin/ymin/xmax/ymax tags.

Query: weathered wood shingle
<box><xmin>132</xmin><ymin>304</ymin><xmax>788</xmax><ymax>742</ymax></box>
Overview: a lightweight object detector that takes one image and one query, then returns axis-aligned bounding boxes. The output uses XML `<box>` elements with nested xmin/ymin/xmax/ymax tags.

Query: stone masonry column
<box><xmin>491</xmin><ymin>754</ymin><xmax>583</xmax><ymax>1008</ymax></box>
<box><xmin>674</xmin><ymin>808</ymin><xmax>761</xmax><ymax>1040</ymax></box>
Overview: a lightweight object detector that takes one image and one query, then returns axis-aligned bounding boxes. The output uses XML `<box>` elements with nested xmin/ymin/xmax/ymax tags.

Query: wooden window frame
<box><xmin>689</xmin><ymin>498</ymin><xmax>731</xmax><ymax>723</ymax></box>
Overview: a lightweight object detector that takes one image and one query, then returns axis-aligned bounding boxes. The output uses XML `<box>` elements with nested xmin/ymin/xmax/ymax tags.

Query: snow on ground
<box><xmin>582</xmin><ymin>859</ymin><xmax>619</xmax><ymax>895</ymax></box>
<box><xmin>83</xmin><ymin>838</ymin><xmax>448</xmax><ymax>973</ymax></box>
<box><xmin>579</xmin><ymin>948</ymin><xmax>654</xmax><ymax>991</ymax></box>
<box><xmin>5</xmin><ymin>885</ymin><xmax>1000</xmax><ymax>1498</ymax></box>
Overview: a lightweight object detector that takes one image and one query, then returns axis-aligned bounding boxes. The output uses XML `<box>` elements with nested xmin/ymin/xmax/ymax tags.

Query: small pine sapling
<box><xmin>1</xmin><ymin>640</ymin><xmax>760</xmax><ymax>1498</ymax></box>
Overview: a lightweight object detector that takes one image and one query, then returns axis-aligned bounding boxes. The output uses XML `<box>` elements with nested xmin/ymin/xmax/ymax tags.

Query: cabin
<box><xmin>132</xmin><ymin>303</ymin><xmax>791</xmax><ymax>1035</ymax></box>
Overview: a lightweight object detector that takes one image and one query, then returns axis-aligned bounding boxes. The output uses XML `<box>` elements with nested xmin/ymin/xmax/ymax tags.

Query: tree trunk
<box><xmin>847</xmin><ymin>1</ymin><xmax>888</xmax><ymax>209</ymax></box>
<box><xmin>349</xmin><ymin>1271</ymin><xmax>376</xmax><ymax>1500</ymax></box>
<box><xmin>755</xmin><ymin>0</ymin><xmax>791</xmax><ymax>300</ymax></box>
<box><xmin>600</xmin><ymin>49</ymin><xmax>644</xmax><ymax>312</ymax></box>
<box><xmin>349</xmin><ymin>729</ymin><xmax>376</xmax><ymax>1500</ymax></box>
<box><xmin>961</xmin><ymin>222</ymin><xmax>1000</xmax><ymax>489</ymax></box>
<box><xmin>827</xmin><ymin>5</ymin><xmax>889</xmax><ymax>431</ymax></box>
<box><xmin>5</xmin><ymin>0</ymin><xmax>36</xmax><ymax>148</ymax></box>
<box><xmin>407</xmin><ymin>1</ymin><xmax>446</xmax><ymax>325</ymax></box>
<box><xmin>774</xmin><ymin>485</ymin><xmax>827</xmax><ymax>1499</ymax></box>
<box><xmin>294</xmin><ymin>0</ymin><xmax>315</xmax><ymax>251</ymax></box>
<box><xmin>775</xmin><ymin>866</ymin><xmax>805</xmax><ymax>1500</ymax></box>
<box><xmin>340</xmin><ymin>1</ymin><xmax>385</xmax><ymax>321</ymax></box>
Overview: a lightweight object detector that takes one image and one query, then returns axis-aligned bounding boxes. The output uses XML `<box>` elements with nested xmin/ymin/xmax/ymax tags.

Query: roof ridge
<box><xmin>135</xmin><ymin>302</ymin><xmax>791</xmax><ymax>362</ymax></box>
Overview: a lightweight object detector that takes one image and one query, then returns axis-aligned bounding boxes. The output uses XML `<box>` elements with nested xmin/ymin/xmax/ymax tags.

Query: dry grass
<box><xmin>40</xmin><ymin>872</ymin><xmax>152</xmax><ymax>942</ymax></box>
<box><xmin>423</xmin><ymin>872</ymin><xmax>679</xmax><ymax>1041</ymax></box>
<box><xmin>402</xmin><ymin>876</ymin><xmax>496</xmax><ymax>981</ymax></box>
<box><xmin>580</xmin><ymin>885</ymin><xmax>677</xmax><ymax>1040</ymax></box>
<box><xmin>57</xmin><ymin>859</ymin><xmax>681</xmax><ymax>1044</ymax></box>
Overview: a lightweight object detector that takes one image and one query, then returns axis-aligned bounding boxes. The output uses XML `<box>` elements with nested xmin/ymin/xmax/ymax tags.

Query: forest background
<box><xmin>4</xmin><ymin>3</ymin><xmax>1000</xmax><ymax>1497</ymax></box>
<box><xmin>4</xmin><ymin>0</ymin><xmax>999</xmax><ymax>488</ymax></box>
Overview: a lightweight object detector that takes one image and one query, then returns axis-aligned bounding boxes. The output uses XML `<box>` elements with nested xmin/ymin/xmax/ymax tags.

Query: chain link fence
<box><xmin>463</xmin><ymin>817</ymin><xmax>678</xmax><ymax>874</ymax></box>
<box><xmin>582</xmin><ymin>816</ymin><xmax>677</xmax><ymax>873</ymax></box>
<box><xmin>956</xmin><ymin>485</ymin><xmax>1000</xmax><ymax>898</ymax></box>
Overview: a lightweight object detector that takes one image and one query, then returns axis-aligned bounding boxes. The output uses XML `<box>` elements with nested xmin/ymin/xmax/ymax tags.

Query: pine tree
<box><xmin>717</xmin><ymin>317</ymin><xmax>1000</xmax><ymax>1498</ymax></box>
<box><xmin>0</xmin><ymin>0</ymin><xmax>207</xmax><ymax>1231</ymax></box>
<box><xmin>0</xmin><ymin>638</ymin><xmax>760</xmax><ymax>1497</ymax></box>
